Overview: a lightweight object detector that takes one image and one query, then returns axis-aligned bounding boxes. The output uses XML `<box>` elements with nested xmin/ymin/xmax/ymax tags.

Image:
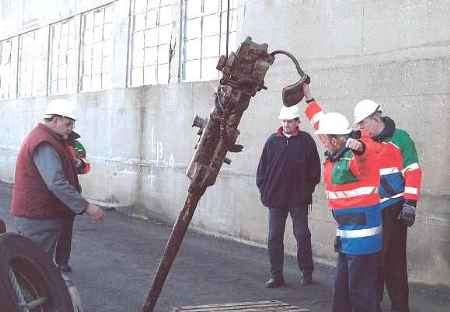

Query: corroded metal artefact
<box><xmin>142</xmin><ymin>37</ymin><xmax>275</xmax><ymax>312</ymax></box>
<box><xmin>142</xmin><ymin>36</ymin><xmax>311</xmax><ymax>311</ymax></box>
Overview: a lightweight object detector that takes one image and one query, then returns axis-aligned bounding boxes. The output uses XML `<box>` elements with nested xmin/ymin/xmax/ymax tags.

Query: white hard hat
<box><xmin>353</xmin><ymin>99</ymin><xmax>382</xmax><ymax>124</ymax></box>
<box><xmin>315</xmin><ymin>112</ymin><xmax>351</xmax><ymax>135</ymax></box>
<box><xmin>278</xmin><ymin>105</ymin><xmax>300</xmax><ymax>120</ymax></box>
<box><xmin>44</xmin><ymin>99</ymin><xmax>77</xmax><ymax>120</ymax></box>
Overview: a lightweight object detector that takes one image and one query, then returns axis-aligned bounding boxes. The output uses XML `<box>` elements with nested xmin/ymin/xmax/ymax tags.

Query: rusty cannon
<box><xmin>142</xmin><ymin>37</ymin><xmax>310</xmax><ymax>312</ymax></box>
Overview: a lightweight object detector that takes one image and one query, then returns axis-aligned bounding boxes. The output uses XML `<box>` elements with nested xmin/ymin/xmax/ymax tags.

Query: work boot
<box><xmin>264</xmin><ymin>276</ymin><xmax>285</xmax><ymax>288</ymax></box>
<box><xmin>300</xmin><ymin>273</ymin><xmax>313</xmax><ymax>286</ymax></box>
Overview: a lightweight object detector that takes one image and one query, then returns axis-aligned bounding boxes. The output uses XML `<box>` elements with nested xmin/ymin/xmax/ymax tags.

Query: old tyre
<box><xmin>0</xmin><ymin>233</ymin><xmax>74</xmax><ymax>311</ymax></box>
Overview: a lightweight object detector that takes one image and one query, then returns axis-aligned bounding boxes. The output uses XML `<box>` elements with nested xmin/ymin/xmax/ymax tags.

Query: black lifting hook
<box><xmin>270</xmin><ymin>50</ymin><xmax>311</xmax><ymax>107</ymax></box>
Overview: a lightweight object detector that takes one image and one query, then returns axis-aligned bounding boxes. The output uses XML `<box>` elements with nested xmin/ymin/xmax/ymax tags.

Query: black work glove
<box><xmin>398</xmin><ymin>201</ymin><xmax>416</xmax><ymax>227</ymax></box>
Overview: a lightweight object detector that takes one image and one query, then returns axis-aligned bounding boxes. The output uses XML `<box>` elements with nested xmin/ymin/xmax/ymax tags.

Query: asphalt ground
<box><xmin>0</xmin><ymin>181</ymin><xmax>448</xmax><ymax>312</ymax></box>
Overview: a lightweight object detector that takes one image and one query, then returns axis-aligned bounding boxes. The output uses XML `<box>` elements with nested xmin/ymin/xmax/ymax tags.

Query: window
<box><xmin>130</xmin><ymin>0</ymin><xmax>177</xmax><ymax>87</ymax></box>
<box><xmin>18</xmin><ymin>28</ymin><xmax>49</xmax><ymax>97</ymax></box>
<box><xmin>79</xmin><ymin>4</ymin><xmax>114</xmax><ymax>92</ymax></box>
<box><xmin>0</xmin><ymin>38</ymin><xmax>18</xmax><ymax>100</ymax></box>
<box><xmin>49</xmin><ymin>17</ymin><xmax>80</xmax><ymax>95</ymax></box>
<box><xmin>182</xmin><ymin>0</ymin><xmax>238</xmax><ymax>81</ymax></box>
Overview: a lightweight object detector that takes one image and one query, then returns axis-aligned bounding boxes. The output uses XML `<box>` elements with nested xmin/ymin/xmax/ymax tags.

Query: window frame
<box><xmin>0</xmin><ymin>37</ymin><xmax>19</xmax><ymax>100</ymax></box>
<box><xmin>48</xmin><ymin>16</ymin><xmax>81</xmax><ymax>95</ymax></box>
<box><xmin>17</xmin><ymin>27</ymin><xmax>49</xmax><ymax>98</ymax></box>
<box><xmin>181</xmin><ymin>0</ymin><xmax>238</xmax><ymax>82</ymax></box>
<box><xmin>128</xmin><ymin>0</ymin><xmax>178</xmax><ymax>87</ymax></box>
<box><xmin>79</xmin><ymin>3</ymin><xmax>115</xmax><ymax>92</ymax></box>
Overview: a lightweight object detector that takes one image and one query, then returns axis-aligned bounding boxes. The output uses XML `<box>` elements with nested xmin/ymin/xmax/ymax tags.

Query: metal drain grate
<box><xmin>172</xmin><ymin>300</ymin><xmax>310</xmax><ymax>311</ymax></box>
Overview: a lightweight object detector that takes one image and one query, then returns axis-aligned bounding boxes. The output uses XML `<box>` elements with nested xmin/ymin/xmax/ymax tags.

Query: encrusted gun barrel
<box><xmin>186</xmin><ymin>37</ymin><xmax>274</xmax><ymax>193</ymax></box>
<box><xmin>142</xmin><ymin>37</ymin><xmax>275</xmax><ymax>312</ymax></box>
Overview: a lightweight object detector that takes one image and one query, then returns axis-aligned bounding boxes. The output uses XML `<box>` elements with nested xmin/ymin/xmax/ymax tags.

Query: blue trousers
<box><xmin>267</xmin><ymin>206</ymin><xmax>313</xmax><ymax>279</ymax></box>
<box><xmin>333</xmin><ymin>252</ymin><xmax>382</xmax><ymax>312</ymax></box>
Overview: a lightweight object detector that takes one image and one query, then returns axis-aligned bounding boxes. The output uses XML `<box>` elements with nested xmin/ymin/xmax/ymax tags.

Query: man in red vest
<box><xmin>10</xmin><ymin>99</ymin><xmax>104</xmax><ymax>266</ymax></box>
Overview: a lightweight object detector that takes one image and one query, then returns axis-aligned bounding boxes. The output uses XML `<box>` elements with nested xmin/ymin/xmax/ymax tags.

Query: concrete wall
<box><xmin>0</xmin><ymin>0</ymin><xmax>449</xmax><ymax>286</ymax></box>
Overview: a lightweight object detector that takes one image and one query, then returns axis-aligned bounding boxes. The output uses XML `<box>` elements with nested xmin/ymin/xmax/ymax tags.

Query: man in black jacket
<box><xmin>257</xmin><ymin>104</ymin><xmax>321</xmax><ymax>288</ymax></box>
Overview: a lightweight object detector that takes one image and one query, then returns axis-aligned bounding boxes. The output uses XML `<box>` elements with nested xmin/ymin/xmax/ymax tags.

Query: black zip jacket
<box><xmin>256</xmin><ymin>128</ymin><xmax>321</xmax><ymax>209</ymax></box>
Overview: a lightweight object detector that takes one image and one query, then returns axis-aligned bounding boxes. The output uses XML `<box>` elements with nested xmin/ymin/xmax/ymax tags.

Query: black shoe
<box><xmin>300</xmin><ymin>273</ymin><xmax>313</xmax><ymax>286</ymax></box>
<box><xmin>58</xmin><ymin>264</ymin><xmax>72</xmax><ymax>273</ymax></box>
<box><xmin>265</xmin><ymin>277</ymin><xmax>285</xmax><ymax>288</ymax></box>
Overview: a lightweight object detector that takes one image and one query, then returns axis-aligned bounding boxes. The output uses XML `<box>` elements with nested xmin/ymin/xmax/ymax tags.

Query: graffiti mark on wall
<box><xmin>149</xmin><ymin>126</ymin><xmax>175</xmax><ymax>168</ymax></box>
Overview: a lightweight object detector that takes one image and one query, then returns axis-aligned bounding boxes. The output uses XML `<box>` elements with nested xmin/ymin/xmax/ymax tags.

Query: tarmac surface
<box><xmin>0</xmin><ymin>181</ymin><xmax>448</xmax><ymax>312</ymax></box>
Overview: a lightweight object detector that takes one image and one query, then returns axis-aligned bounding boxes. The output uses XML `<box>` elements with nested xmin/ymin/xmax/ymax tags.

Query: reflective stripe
<box><xmin>327</xmin><ymin>186</ymin><xmax>378</xmax><ymax>200</ymax></box>
<box><xmin>380</xmin><ymin>167</ymin><xmax>400</xmax><ymax>175</ymax></box>
<box><xmin>311</xmin><ymin>111</ymin><xmax>325</xmax><ymax>125</ymax></box>
<box><xmin>380</xmin><ymin>193</ymin><xmax>403</xmax><ymax>202</ymax></box>
<box><xmin>337</xmin><ymin>225</ymin><xmax>382</xmax><ymax>238</ymax></box>
<box><xmin>404</xmin><ymin>186</ymin><xmax>418</xmax><ymax>195</ymax></box>
<box><xmin>402</xmin><ymin>162</ymin><xmax>420</xmax><ymax>173</ymax></box>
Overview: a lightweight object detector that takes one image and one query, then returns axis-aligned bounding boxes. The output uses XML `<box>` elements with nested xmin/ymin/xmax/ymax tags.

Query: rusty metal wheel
<box><xmin>0</xmin><ymin>233</ymin><xmax>74</xmax><ymax>312</ymax></box>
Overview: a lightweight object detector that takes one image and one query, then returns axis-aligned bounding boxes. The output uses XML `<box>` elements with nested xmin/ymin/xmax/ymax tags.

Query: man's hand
<box><xmin>345</xmin><ymin>138</ymin><xmax>364</xmax><ymax>152</ymax></box>
<box><xmin>398</xmin><ymin>202</ymin><xmax>416</xmax><ymax>227</ymax></box>
<box><xmin>302</xmin><ymin>82</ymin><xmax>313</xmax><ymax>101</ymax></box>
<box><xmin>86</xmin><ymin>203</ymin><xmax>105</xmax><ymax>223</ymax></box>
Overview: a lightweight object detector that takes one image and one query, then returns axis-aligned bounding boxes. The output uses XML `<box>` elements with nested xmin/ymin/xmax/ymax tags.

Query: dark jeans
<box><xmin>267</xmin><ymin>206</ymin><xmax>313</xmax><ymax>279</ymax></box>
<box><xmin>378</xmin><ymin>202</ymin><xmax>409</xmax><ymax>312</ymax></box>
<box><xmin>333</xmin><ymin>252</ymin><xmax>381</xmax><ymax>312</ymax></box>
<box><xmin>55</xmin><ymin>215</ymin><xmax>75</xmax><ymax>267</ymax></box>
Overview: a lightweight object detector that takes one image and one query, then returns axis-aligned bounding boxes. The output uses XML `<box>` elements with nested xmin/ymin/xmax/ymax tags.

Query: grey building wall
<box><xmin>0</xmin><ymin>0</ymin><xmax>449</xmax><ymax>286</ymax></box>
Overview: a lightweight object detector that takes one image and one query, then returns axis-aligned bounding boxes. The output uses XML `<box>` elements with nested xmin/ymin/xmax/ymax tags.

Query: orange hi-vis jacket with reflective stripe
<box><xmin>305</xmin><ymin>100</ymin><xmax>389</xmax><ymax>255</ymax></box>
<box><xmin>323</xmin><ymin>146</ymin><xmax>380</xmax><ymax>209</ymax></box>
<box><xmin>369</xmin><ymin>119</ymin><xmax>422</xmax><ymax>204</ymax></box>
<box><xmin>305</xmin><ymin>99</ymin><xmax>421</xmax><ymax>206</ymax></box>
<box><xmin>321</xmin><ymin>127</ymin><xmax>386</xmax><ymax>255</ymax></box>
<box><xmin>304</xmin><ymin>100</ymin><xmax>382</xmax><ymax>207</ymax></box>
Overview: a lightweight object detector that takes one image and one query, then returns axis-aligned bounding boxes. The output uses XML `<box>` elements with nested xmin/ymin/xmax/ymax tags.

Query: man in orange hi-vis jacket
<box><xmin>303</xmin><ymin>83</ymin><xmax>422</xmax><ymax>312</ymax></box>
<box><xmin>352</xmin><ymin>99</ymin><xmax>422</xmax><ymax>312</ymax></box>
